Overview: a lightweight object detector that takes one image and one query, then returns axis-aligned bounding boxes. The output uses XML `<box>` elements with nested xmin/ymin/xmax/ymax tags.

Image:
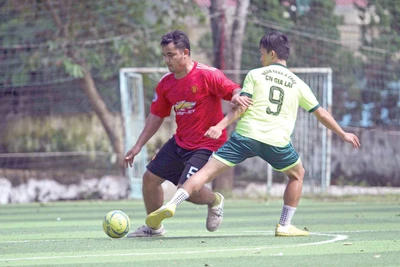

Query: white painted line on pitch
<box><xmin>0</xmin><ymin>232</ymin><xmax>347</xmax><ymax>262</ymax></box>
<box><xmin>0</xmin><ymin>239</ymin><xmax>59</xmax><ymax>244</ymax></box>
<box><xmin>0</xmin><ymin>231</ymin><xmax>331</xmax><ymax>244</ymax></box>
<box><xmin>321</xmin><ymin>230</ymin><xmax>395</xmax><ymax>233</ymax></box>
<box><xmin>1</xmin><ymin>233</ymin><xmax>274</xmax><ymax>244</ymax></box>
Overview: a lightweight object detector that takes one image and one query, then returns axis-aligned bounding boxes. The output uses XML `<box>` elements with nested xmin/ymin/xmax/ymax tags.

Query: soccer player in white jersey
<box><xmin>146</xmin><ymin>31</ymin><xmax>361</xmax><ymax>236</ymax></box>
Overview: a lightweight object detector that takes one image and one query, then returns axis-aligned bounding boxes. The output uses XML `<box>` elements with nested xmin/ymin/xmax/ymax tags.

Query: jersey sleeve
<box><xmin>298</xmin><ymin>81</ymin><xmax>320</xmax><ymax>112</ymax></box>
<box><xmin>240</xmin><ymin>71</ymin><xmax>255</xmax><ymax>98</ymax></box>
<box><xmin>207</xmin><ymin>68</ymin><xmax>240</xmax><ymax>101</ymax></box>
<box><xmin>150</xmin><ymin>83</ymin><xmax>172</xmax><ymax>118</ymax></box>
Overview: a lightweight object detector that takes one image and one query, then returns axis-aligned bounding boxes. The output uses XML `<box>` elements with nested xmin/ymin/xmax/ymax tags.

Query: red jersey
<box><xmin>150</xmin><ymin>62</ymin><xmax>240</xmax><ymax>151</ymax></box>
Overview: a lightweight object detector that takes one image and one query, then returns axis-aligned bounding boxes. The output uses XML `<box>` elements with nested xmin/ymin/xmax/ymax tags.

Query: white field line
<box><xmin>0</xmin><ymin>231</ymin><xmax>347</xmax><ymax>262</ymax></box>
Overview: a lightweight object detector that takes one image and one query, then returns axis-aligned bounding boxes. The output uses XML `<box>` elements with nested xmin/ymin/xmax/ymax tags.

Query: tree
<box><xmin>206</xmin><ymin>0</ymin><xmax>367</xmax><ymax>190</ymax></box>
<box><xmin>358</xmin><ymin>0</ymin><xmax>400</xmax><ymax>126</ymax></box>
<box><xmin>208</xmin><ymin>0</ymin><xmax>250</xmax><ymax>194</ymax></box>
<box><xmin>0</xmin><ymin>0</ymin><xmax>204</xmax><ymax>163</ymax></box>
<box><xmin>241</xmin><ymin>0</ymin><xmax>293</xmax><ymax>71</ymax></box>
<box><xmin>209</xmin><ymin>0</ymin><xmax>250</xmax><ymax>83</ymax></box>
<box><xmin>268</xmin><ymin>0</ymin><xmax>363</xmax><ymax>126</ymax></box>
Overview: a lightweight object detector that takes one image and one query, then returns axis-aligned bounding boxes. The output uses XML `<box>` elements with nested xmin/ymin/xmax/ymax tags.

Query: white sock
<box><xmin>279</xmin><ymin>205</ymin><xmax>296</xmax><ymax>226</ymax></box>
<box><xmin>168</xmin><ymin>188</ymin><xmax>189</xmax><ymax>206</ymax></box>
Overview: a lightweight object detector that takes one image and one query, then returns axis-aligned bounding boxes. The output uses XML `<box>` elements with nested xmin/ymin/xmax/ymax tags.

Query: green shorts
<box><xmin>213</xmin><ymin>132</ymin><xmax>300</xmax><ymax>171</ymax></box>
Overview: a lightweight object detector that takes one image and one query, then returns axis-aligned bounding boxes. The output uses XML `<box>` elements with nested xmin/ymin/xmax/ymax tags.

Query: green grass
<box><xmin>0</xmin><ymin>198</ymin><xmax>399</xmax><ymax>266</ymax></box>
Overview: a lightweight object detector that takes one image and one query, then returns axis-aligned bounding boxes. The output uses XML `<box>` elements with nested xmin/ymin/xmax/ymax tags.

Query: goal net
<box><xmin>120</xmin><ymin>67</ymin><xmax>332</xmax><ymax>195</ymax></box>
<box><xmin>0</xmin><ymin>82</ymin><xmax>122</xmax><ymax>177</ymax></box>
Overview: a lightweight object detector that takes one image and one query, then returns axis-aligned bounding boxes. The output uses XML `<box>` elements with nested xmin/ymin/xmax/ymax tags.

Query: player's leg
<box><xmin>181</xmin><ymin>148</ymin><xmax>229</xmax><ymax>210</ymax></box>
<box><xmin>128</xmin><ymin>137</ymin><xmax>184</xmax><ymax>238</ymax></box>
<box><xmin>186</xmin><ymin>157</ymin><xmax>230</xmax><ymax>231</ymax></box>
<box><xmin>275</xmin><ymin>162</ymin><xmax>308</xmax><ymax>236</ymax></box>
<box><xmin>145</xmin><ymin>157</ymin><xmax>230</xmax><ymax>230</ymax></box>
<box><xmin>260</xmin><ymin>142</ymin><xmax>308</xmax><ymax>236</ymax></box>
<box><xmin>127</xmin><ymin>171</ymin><xmax>167</xmax><ymax>238</ymax></box>
<box><xmin>142</xmin><ymin>170</ymin><xmax>164</xmax><ymax>214</ymax></box>
<box><xmin>146</xmin><ymin>132</ymin><xmax>251</xmax><ymax>230</ymax></box>
<box><xmin>182</xmin><ymin>157</ymin><xmax>230</xmax><ymax>195</ymax></box>
<box><xmin>175</xmin><ymin>147</ymin><xmax>228</xmax><ymax>232</ymax></box>
<box><xmin>145</xmin><ymin>147</ymin><xmax>229</xmax><ymax>231</ymax></box>
<box><xmin>181</xmin><ymin>149</ymin><xmax>219</xmax><ymax>206</ymax></box>
<box><xmin>143</xmin><ymin>144</ymin><xmax>215</xmax><ymax>230</ymax></box>
<box><xmin>182</xmin><ymin>132</ymin><xmax>253</xmax><ymax>204</ymax></box>
<box><xmin>183</xmin><ymin>156</ymin><xmax>230</xmax><ymax>232</ymax></box>
<box><xmin>282</xmin><ymin>162</ymin><xmax>305</xmax><ymax>208</ymax></box>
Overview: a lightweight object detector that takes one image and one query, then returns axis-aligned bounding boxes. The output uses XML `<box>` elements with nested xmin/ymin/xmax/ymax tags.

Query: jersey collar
<box><xmin>271</xmin><ymin>63</ymin><xmax>287</xmax><ymax>68</ymax></box>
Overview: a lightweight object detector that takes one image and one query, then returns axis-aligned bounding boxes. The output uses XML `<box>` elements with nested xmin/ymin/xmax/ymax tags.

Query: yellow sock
<box><xmin>211</xmin><ymin>192</ymin><xmax>221</xmax><ymax>207</ymax></box>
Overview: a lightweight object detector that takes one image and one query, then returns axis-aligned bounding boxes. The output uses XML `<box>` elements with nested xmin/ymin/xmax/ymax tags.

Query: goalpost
<box><xmin>290</xmin><ymin>68</ymin><xmax>332</xmax><ymax>193</ymax></box>
<box><xmin>120</xmin><ymin>67</ymin><xmax>332</xmax><ymax>198</ymax></box>
<box><xmin>119</xmin><ymin>69</ymin><xmax>150</xmax><ymax>199</ymax></box>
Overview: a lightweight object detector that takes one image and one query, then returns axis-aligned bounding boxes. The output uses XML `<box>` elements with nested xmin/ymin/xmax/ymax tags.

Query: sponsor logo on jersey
<box><xmin>174</xmin><ymin>100</ymin><xmax>196</xmax><ymax>115</ymax></box>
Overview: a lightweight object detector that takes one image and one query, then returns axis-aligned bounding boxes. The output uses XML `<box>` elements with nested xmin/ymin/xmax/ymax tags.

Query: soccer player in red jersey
<box><xmin>123</xmin><ymin>30</ymin><xmax>251</xmax><ymax>237</ymax></box>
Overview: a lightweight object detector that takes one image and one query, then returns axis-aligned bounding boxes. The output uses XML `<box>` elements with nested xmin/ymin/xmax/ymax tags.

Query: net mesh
<box><xmin>1</xmin><ymin>0</ymin><xmax>399</xmax><ymax>188</ymax></box>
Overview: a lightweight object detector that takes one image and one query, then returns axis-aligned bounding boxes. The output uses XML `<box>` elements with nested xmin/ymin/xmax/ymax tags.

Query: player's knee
<box><xmin>299</xmin><ymin>166</ymin><xmax>305</xmax><ymax>179</ymax></box>
<box><xmin>297</xmin><ymin>167</ymin><xmax>305</xmax><ymax>181</ymax></box>
<box><xmin>288</xmin><ymin>166</ymin><xmax>305</xmax><ymax>182</ymax></box>
<box><xmin>143</xmin><ymin>171</ymin><xmax>163</xmax><ymax>188</ymax></box>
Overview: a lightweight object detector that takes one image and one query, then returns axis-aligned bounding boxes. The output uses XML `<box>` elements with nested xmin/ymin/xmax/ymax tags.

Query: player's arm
<box><xmin>213</xmin><ymin>69</ymin><xmax>252</xmax><ymax>107</ymax></box>
<box><xmin>312</xmin><ymin>107</ymin><xmax>361</xmax><ymax>148</ymax></box>
<box><xmin>231</xmin><ymin>91</ymin><xmax>253</xmax><ymax>107</ymax></box>
<box><xmin>205</xmin><ymin>104</ymin><xmax>247</xmax><ymax>140</ymax></box>
<box><xmin>123</xmin><ymin>113</ymin><xmax>164</xmax><ymax>167</ymax></box>
<box><xmin>232</xmin><ymin>88</ymin><xmax>242</xmax><ymax>96</ymax></box>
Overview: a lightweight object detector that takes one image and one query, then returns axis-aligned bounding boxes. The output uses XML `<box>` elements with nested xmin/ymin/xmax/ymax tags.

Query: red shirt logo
<box><xmin>190</xmin><ymin>85</ymin><xmax>198</xmax><ymax>93</ymax></box>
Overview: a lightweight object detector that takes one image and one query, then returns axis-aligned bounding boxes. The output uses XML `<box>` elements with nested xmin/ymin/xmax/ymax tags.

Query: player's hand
<box><xmin>341</xmin><ymin>133</ymin><xmax>361</xmax><ymax>148</ymax></box>
<box><xmin>123</xmin><ymin>146</ymin><xmax>141</xmax><ymax>168</ymax></box>
<box><xmin>232</xmin><ymin>94</ymin><xmax>253</xmax><ymax>107</ymax></box>
<box><xmin>205</xmin><ymin>126</ymin><xmax>223</xmax><ymax>140</ymax></box>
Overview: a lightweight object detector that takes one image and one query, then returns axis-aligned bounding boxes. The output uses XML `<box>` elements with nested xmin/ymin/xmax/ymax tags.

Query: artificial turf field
<box><xmin>0</xmin><ymin>196</ymin><xmax>399</xmax><ymax>267</ymax></box>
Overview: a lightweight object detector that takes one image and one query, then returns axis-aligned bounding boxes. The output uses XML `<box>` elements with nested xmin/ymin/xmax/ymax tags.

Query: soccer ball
<box><xmin>102</xmin><ymin>210</ymin><xmax>130</xmax><ymax>238</ymax></box>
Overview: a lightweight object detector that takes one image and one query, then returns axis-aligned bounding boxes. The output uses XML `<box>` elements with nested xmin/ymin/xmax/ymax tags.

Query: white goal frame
<box><xmin>120</xmin><ymin>67</ymin><xmax>332</xmax><ymax>198</ymax></box>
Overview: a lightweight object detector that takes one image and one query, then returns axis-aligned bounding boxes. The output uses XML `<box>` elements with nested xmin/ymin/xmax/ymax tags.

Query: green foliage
<box><xmin>242</xmin><ymin>0</ymin><xmax>293</xmax><ymax>70</ymax></box>
<box><xmin>0</xmin><ymin>0</ymin><xmax>205</xmax><ymax>87</ymax></box>
<box><xmin>355</xmin><ymin>0</ymin><xmax>400</xmax><ymax>125</ymax></box>
<box><xmin>360</xmin><ymin>1</ymin><xmax>400</xmax><ymax>54</ymax></box>
<box><xmin>11</xmin><ymin>69</ymin><xmax>29</xmax><ymax>86</ymax></box>
<box><xmin>62</xmin><ymin>57</ymin><xmax>84</xmax><ymax>78</ymax></box>
<box><xmin>360</xmin><ymin>0</ymin><xmax>400</xmax><ymax>69</ymax></box>
<box><xmin>290</xmin><ymin>0</ymin><xmax>341</xmax><ymax>68</ymax></box>
<box><xmin>242</xmin><ymin>0</ymin><xmax>370</xmax><ymax>124</ymax></box>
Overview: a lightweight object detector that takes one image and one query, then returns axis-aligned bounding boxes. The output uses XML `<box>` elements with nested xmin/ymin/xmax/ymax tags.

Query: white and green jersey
<box><xmin>236</xmin><ymin>64</ymin><xmax>320</xmax><ymax>147</ymax></box>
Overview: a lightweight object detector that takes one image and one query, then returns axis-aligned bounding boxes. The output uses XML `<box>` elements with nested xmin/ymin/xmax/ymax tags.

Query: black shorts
<box><xmin>146</xmin><ymin>137</ymin><xmax>213</xmax><ymax>186</ymax></box>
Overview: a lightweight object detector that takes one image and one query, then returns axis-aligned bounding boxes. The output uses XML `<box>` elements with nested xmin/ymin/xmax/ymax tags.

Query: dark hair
<box><xmin>160</xmin><ymin>30</ymin><xmax>191</xmax><ymax>56</ymax></box>
<box><xmin>259</xmin><ymin>31</ymin><xmax>290</xmax><ymax>60</ymax></box>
